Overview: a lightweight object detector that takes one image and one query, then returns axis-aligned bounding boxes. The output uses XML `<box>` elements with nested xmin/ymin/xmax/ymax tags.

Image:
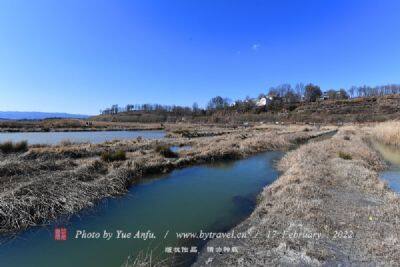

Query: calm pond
<box><xmin>0</xmin><ymin>130</ymin><xmax>165</xmax><ymax>145</ymax></box>
<box><xmin>373</xmin><ymin>142</ymin><xmax>400</xmax><ymax>192</ymax></box>
<box><xmin>0</xmin><ymin>151</ymin><xmax>283</xmax><ymax>267</ymax></box>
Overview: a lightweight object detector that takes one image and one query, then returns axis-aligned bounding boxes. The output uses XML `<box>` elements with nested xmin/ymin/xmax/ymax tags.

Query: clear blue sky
<box><xmin>0</xmin><ymin>0</ymin><xmax>399</xmax><ymax>115</ymax></box>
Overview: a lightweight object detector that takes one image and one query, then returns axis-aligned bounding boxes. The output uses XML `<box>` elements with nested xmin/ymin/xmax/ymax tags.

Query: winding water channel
<box><xmin>0</xmin><ymin>151</ymin><xmax>283</xmax><ymax>267</ymax></box>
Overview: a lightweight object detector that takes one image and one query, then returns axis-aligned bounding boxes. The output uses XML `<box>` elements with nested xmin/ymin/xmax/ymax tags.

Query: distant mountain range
<box><xmin>0</xmin><ymin>111</ymin><xmax>90</xmax><ymax>120</ymax></box>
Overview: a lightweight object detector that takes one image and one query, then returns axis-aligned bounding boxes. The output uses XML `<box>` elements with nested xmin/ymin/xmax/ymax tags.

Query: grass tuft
<box><xmin>155</xmin><ymin>144</ymin><xmax>178</xmax><ymax>158</ymax></box>
<box><xmin>101</xmin><ymin>150</ymin><xmax>126</xmax><ymax>162</ymax></box>
<box><xmin>0</xmin><ymin>140</ymin><xmax>28</xmax><ymax>153</ymax></box>
<box><xmin>338</xmin><ymin>151</ymin><xmax>352</xmax><ymax>160</ymax></box>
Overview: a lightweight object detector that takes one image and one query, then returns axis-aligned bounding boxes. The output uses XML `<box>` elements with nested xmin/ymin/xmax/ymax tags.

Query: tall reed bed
<box><xmin>372</xmin><ymin>121</ymin><xmax>400</xmax><ymax>146</ymax></box>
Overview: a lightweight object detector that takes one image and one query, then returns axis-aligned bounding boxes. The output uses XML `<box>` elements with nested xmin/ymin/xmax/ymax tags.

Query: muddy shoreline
<box><xmin>194</xmin><ymin>126</ymin><xmax>400</xmax><ymax>266</ymax></box>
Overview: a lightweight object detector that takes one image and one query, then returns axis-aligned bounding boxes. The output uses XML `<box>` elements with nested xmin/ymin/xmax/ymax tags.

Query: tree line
<box><xmin>100</xmin><ymin>83</ymin><xmax>400</xmax><ymax>115</ymax></box>
<box><xmin>100</xmin><ymin>103</ymin><xmax>201</xmax><ymax>116</ymax></box>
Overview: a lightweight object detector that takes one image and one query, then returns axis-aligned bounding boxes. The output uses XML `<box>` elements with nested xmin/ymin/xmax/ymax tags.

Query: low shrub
<box><xmin>14</xmin><ymin>141</ymin><xmax>28</xmax><ymax>152</ymax></box>
<box><xmin>101</xmin><ymin>150</ymin><xmax>126</xmax><ymax>162</ymax></box>
<box><xmin>338</xmin><ymin>151</ymin><xmax>352</xmax><ymax>160</ymax></box>
<box><xmin>0</xmin><ymin>140</ymin><xmax>28</xmax><ymax>153</ymax></box>
<box><xmin>155</xmin><ymin>145</ymin><xmax>178</xmax><ymax>158</ymax></box>
<box><xmin>0</xmin><ymin>141</ymin><xmax>13</xmax><ymax>153</ymax></box>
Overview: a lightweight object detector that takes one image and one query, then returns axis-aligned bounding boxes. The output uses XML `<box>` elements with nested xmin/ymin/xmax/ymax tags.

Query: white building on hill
<box><xmin>256</xmin><ymin>96</ymin><xmax>275</xmax><ymax>107</ymax></box>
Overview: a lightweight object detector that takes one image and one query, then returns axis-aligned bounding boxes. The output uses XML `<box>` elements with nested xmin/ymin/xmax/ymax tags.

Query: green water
<box><xmin>0</xmin><ymin>151</ymin><xmax>283</xmax><ymax>267</ymax></box>
<box><xmin>373</xmin><ymin>142</ymin><xmax>400</xmax><ymax>192</ymax></box>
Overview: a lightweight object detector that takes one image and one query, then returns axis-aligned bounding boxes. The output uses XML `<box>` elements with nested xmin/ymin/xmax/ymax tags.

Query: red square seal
<box><xmin>54</xmin><ymin>227</ymin><xmax>68</xmax><ymax>241</ymax></box>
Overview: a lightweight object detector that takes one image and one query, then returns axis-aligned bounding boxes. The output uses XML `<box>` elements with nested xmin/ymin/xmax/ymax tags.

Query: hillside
<box><xmin>92</xmin><ymin>95</ymin><xmax>400</xmax><ymax>124</ymax></box>
<box><xmin>92</xmin><ymin>111</ymin><xmax>170</xmax><ymax>123</ymax></box>
<box><xmin>287</xmin><ymin>94</ymin><xmax>400</xmax><ymax>123</ymax></box>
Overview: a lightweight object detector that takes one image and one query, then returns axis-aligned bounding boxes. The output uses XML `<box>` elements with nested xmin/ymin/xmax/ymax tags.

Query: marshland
<box><xmin>195</xmin><ymin>121</ymin><xmax>400</xmax><ymax>266</ymax></box>
<box><xmin>2</xmin><ymin>1</ymin><xmax>400</xmax><ymax>266</ymax></box>
<box><xmin>0</xmin><ymin>123</ymin><xmax>332</xmax><ymax>234</ymax></box>
<box><xmin>0</xmin><ymin>122</ymin><xmax>335</xmax><ymax>266</ymax></box>
<box><xmin>1</xmin><ymin>120</ymin><xmax>400</xmax><ymax>266</ymax></box>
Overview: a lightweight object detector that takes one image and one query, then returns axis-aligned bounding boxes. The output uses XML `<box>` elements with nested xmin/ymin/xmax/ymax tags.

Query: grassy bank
<box><xmin>0</xmin><ymin>124</ymin><xmax>331</xmax><ymax>234</ymax></box>
<box><xmin>194</xmin><ymin>127</ymin><xmax>400</xmax><ymax>266</ymax></box>
<box><xmin>372</xmin><ymin>120</ymin><xmax>400</xmax><ymax>147</ymax></box>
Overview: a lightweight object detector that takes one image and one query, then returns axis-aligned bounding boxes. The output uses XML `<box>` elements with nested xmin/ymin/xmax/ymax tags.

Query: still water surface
<box><xmin>0</xmin><ymin>151</ymin><xmax>283</xmax><ymax>267</ymax></box>
<box><xmin>373</xmin><ymin>142</ymin><xmax>400</xmax><ymax>192</ymax></box>
<box><xmin>0</xmin><ymin>130</ymin><xmax>165</xmax><ymax>145</ymax></box>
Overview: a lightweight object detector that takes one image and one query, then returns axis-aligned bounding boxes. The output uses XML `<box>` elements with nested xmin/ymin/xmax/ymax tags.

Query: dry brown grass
<box><xmin>195</xmin><ymin>127</ymin><xmax>400</xmax><ymax>266</ymax></box>
<box><xmin>372</xmin><ymin>120</ymin><xmax>400</xmax><ymax>146</ymax></box>
<box><xmin>0</xmin><ymin>169</ymin><xmax>133</xmax><ymax>233</ymax></box>
<box><xmin>0</xmin><ymin>124</ymin><xmax>331</xmax><ymax>234</ymax></box>
<box><xmin>123</xmin><ymin>249</ymin><xmax>172</xmax><ymax>267</ymax></box>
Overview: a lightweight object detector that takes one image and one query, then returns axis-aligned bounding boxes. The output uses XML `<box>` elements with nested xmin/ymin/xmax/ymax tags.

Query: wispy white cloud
<box><xmin>252</xmin><ymin>43</ymin><xmax>261</xmax><ymax>51</ymax></box>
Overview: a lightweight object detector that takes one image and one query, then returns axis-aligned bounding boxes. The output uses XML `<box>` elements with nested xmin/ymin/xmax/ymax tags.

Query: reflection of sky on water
<box><xmin>0</xmin><ymin>152</ymin><xmax>283</xmax><ymax>267</ymax></box>
<box><xmin>381</xmin><ymin>168</ymin><xmax>400</xmax><ymax>192</ymax></box>
<box><xmin>373</xmin><ymin>141</ymin><xmax>400</xmax><ymax>193</ymax></box>
<box><xmin>0</xmin><ymin>130</ymin><xmax>165</xmax><ymax>145</ymax></box>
